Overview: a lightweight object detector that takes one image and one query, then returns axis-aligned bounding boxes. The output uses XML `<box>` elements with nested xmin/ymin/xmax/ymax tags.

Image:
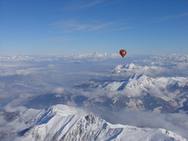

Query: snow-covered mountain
<box><xmin>0</xmin><ymin>53</ymin><xmax>119</xmax><ymax>63</ymax></box>
<box><xmin>113</xmin><ymin>63</ymin><xmax>165</xmax><ymax>76</ymax></box>
<box><xmin>105</xmin><ymin>74</ymin><xmax>188</xmax><ymax>97</ymax></box>
<box><xmin>105</xmin><ymin>74</ymin><xmax>188</xmax><ymax>112</ymax></box>
<box><xmin>75</xmin><ymin>73</ymin><xmax>188</xmax><ymax>113</ymax></box>
<box><xmin>16</xmin><ymin>104</ymin><xmax>186</xmax><ymax>141</ymax></box>
<box><xmin>1</xmin><ymin>55</ymin><xmax>188</xmax><ymax>141</ymax></box>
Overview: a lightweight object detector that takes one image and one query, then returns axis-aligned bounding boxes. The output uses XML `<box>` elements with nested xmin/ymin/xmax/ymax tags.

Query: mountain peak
<box><xmin>17</xmin><ymin>104</ymin><xmax>186</xmax><ymax>141</ymax></box>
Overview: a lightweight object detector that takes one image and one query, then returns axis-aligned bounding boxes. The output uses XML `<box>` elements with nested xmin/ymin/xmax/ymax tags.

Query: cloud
<box><xmin>154</xmin><ymin>12</ymin><xmax>188</xmax><ymax>23</ymax></box>
<box><xmin>64</xmin><ymin>0</ymin><xmax>111</xmax><ymax>10</ymax></box>
<box><xmin>50</xmin><ymin>19</ymin><xmax>131</xmax><ymax>32</ymax></box>
<box><xmin>53</xmin><ymin>87</ymin><xmax>65</xmax><ymax>94</ymax></box>
<box><xmin>50</xmin><ymin>20</ymin><xmax>113</xmax><ymax>32</ymax></box>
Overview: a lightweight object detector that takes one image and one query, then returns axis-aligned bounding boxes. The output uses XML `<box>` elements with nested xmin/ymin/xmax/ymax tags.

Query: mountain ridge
<box><xmin>17</xmin><ymin>104</ymin><xmax>187</xmax><ymax>141</ymax></box>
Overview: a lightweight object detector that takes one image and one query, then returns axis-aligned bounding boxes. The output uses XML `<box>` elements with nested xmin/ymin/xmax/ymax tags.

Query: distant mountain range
<box><xmin>0</xmin><ymin>55</ymin><xmax>188</xmax><ymax>141</ymax></box>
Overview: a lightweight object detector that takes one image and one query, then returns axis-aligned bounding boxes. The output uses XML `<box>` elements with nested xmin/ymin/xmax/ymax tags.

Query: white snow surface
<box><xmin>17</xmin><ymin>104</ymin><xmax>186</xmax><ymax>141</ymax></box>
<box><xmin>113</xmin><ymin>63</ymin><xmax>165</xmax><ymax>76</ymax></box>
<box><xmin>104</xmin><ymin>74</ymin><xmax>188</xmax><ymax>99</ymax></box>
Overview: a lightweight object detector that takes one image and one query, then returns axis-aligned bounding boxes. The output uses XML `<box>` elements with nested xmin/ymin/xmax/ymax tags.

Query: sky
<box><xmin>0</xmin><ymin>0</ymin><xmax>188</xmax><ymax>55</ymax></box>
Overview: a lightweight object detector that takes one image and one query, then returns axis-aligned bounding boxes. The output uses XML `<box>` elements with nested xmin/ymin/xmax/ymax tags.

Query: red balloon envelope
<box><xmin>119</xmin><ymin>49</ymin><xmax>127</xmax><ymax>58</ymax></box>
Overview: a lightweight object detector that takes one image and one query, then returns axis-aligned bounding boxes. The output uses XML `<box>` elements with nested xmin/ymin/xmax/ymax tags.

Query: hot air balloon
<box><xmin>119</xmin><ymin>49</ymin><xmax>127</xmax><ymax>58</ymax></box>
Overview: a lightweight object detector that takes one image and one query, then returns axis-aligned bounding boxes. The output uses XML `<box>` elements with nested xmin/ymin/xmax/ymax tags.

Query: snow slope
<box><xmin>17</xmin><ymin>104</ymin><xmax>186</xmax><ymax>141</ymax></box>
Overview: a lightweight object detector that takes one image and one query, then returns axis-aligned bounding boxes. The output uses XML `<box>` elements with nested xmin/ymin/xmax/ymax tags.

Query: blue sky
<box><xmin>0</xmin><ymin>0</ymin><xmax>188</xmax><ymax>55</ymax></box>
